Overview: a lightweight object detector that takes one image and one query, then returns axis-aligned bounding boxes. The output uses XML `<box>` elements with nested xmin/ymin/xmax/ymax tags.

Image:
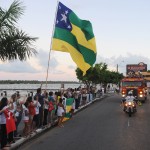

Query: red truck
<box><xmin>120</xmin><ymin>74</ymin><xmax>147</xmax><ymax>102</ymax></box>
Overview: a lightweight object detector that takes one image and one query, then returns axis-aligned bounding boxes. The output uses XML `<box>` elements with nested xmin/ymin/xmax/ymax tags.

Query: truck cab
<box><xmin>120</xmin><ymin>74</ymin><xmax>147</xmax><ymax>102</ymax></box>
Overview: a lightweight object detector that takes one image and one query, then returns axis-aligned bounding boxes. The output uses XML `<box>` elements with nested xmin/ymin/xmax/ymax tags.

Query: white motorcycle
<box><xmin>123</xmin><ymin>96</ymin><xmax>137</xmax><ymax>117</ymax></box>
<box><xmin>124</xmin><ymin>100</ymin><xmax>136</xmax><ymax>117</ymax></box>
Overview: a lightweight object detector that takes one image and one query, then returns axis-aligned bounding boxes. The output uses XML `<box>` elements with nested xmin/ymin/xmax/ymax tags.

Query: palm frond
<box><xmin>0</xmin><ymin>0</ymin><xmax>24</xmax><ymax>29</ymax></box>
<box><xmin>0</xmin><ymin>28</ymin><xmax>38</xmax><ymax>61</ymax></box>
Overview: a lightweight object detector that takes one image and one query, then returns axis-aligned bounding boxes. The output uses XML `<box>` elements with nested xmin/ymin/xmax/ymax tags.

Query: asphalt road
<box><xmin>18</xmin><ymin>94</ymin><xmax>150</xmax><ymax>150</ymax></box>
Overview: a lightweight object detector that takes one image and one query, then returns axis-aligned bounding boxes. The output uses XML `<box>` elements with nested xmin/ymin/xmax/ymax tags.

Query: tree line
<box><xmin>76</xmin><ymin>62</ymin><xmax>124</xmax><ymax>88</ymax></box>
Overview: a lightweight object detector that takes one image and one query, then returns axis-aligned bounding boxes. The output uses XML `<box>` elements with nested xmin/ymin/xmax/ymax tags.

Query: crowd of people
<box><xmin>0</xmin><ymin>86</ymin><xmax>98</xmax><ymax>150</ymax></box>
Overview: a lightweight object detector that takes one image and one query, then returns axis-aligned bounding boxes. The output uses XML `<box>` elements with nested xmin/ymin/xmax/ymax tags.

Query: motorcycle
<box><xmin>124</xmin><ymin>100</ymin><xmax>137</xmax><ymax>117</ymax></box>
<box><xmin>122</xmin><ymin>95</ymin><xmax>137</xmax><ymax>117</ymax></box>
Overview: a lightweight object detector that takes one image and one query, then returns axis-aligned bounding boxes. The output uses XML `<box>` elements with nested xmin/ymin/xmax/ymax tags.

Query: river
<box><xmin>0</xmin><ymin>83</ymin><xmax>81</xmax><ymax>98</ymax></box>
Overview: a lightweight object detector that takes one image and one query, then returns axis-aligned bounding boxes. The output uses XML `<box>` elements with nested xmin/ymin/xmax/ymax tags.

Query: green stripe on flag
<box><xmin>69</xmin><ymin>12</ymin><xmax>94</xmax><ymax>40</ymax></box>
<box><xmin>53</xmin><ymin>28</ymin><xmax>96</xmax><ymax>66</ymax></box>
<box><xmin>66</xmin><ymin>98</ymin><xmax>74</xmax><ymax>106</ymax></box>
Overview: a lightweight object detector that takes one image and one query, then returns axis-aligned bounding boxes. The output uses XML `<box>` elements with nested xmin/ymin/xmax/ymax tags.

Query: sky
<box><xmin>1</xmin><ymin>0</ymin><xmax>150</xmax><ymax>81</ymax></box>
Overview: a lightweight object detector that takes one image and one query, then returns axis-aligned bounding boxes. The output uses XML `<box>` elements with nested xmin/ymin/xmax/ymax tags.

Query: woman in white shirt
<box><xmin>57</xmin><ymin>98</ymin><xmax>65</xmax><ymax>127</ymax></box>
<box><xmin>32</xmin><ymin>95</ymin><xmax>41</xmax><ymax>131</ymax></box>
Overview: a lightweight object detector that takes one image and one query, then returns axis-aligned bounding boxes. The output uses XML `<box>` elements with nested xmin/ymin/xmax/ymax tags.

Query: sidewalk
<box><xmin>10</xmin><ymin>93</ymin><xmax>111</xmax><ymax>150</ymax></box>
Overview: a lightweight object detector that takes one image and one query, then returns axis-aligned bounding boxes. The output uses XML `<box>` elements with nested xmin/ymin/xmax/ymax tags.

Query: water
<box><xmin>0</xmin><ymin>83</ymin><xmax>81</xmax><ymax>98</ymax></box>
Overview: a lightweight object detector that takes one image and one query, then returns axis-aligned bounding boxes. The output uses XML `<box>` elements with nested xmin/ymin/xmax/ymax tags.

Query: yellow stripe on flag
<box><xmin>52</xmin><ymin>39</ymin><xmax>91</xmax><ymax>74</ymax></box>
<box><xmin>71</xmin><ymin>24</ymin><xmax>96</xmax><ymax>53</ymax></box>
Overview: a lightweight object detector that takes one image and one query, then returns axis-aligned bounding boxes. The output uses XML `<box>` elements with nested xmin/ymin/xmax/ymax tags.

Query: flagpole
<box><xmin>45</xmin><ymin>0</ymin><xmax>60</xmax><ymax>91</ymax></box>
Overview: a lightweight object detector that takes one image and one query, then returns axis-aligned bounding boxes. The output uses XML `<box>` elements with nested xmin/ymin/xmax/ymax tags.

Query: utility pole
<box><xmin>117</xmin><ymin>64</ymin><xmax>118</xmax><ymax>72</ymax></box>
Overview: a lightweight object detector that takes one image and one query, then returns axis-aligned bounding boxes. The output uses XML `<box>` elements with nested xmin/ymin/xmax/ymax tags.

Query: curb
<box><xmin>10</xmin><ymin>93</ymin><xmax>111</xmax><ymax>150</ymax></box>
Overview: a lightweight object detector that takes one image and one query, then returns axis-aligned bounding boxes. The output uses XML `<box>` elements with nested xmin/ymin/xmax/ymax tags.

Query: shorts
<box><xmin>33</xmin><ymin>114</ymin><xmax>39</xmax><ymax>127</ymax></box>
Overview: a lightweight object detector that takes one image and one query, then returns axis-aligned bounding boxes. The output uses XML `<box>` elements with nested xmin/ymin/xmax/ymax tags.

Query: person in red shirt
<box><xmin>0</xmin><ymin>97</ymin><xmax>15</xmax><ymax>149</ymax></box>
<box><xmin>26</xmin><ymin>96</ymin><xmax>36</xmax><ymax>134</ymax></box>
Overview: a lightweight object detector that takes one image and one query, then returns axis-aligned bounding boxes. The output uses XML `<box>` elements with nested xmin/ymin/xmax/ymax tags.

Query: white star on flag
<box><xmin>67</xmin><ymin>25</ymin><xmax>71</xmax><ymax>29</ymax></box>
<box><xmin>65</xmin><ymin>10</ymin><xmax>68</xmax><ymax>14</ymax></box>
<box><xmin>61</xmin><ymin>14</ymin><xmax>67</xmax><ymax>23</ymax></box>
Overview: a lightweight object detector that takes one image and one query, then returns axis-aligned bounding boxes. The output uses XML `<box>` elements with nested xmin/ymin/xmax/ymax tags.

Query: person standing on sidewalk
<box><xmin>74</xmin><ymin>88</ymin><xmax>79</xmax><ymax>109</ymax></box>
<box><xmin>102</xmin><ymin>87</ymin><xmax>105</xmax><ymax>97</ymax></box>
<box><xmin>14</xmin><ymin>93</ymin><xmax>23</xmax><ymax>137</ymax></box>
<box><xmin>32</xmin><ymin>95</ymin><xmax>41</xmax><ymax>132</ymax></box>
<box><xmin>22</xmin><ymin>101</ymin><xmax>30</xmax><ymax>137</ymax></box>
<box><xmin>7</xmin><ymin>94</ymin><xmax>17</xmax><ymax>144</ymax></box>
<box><xmin>57</xmin><ymin>98</ymin><xmax>65</xmax><ymax>128</ymax></box>
<box><xmin>48</xmin><ymin>91</ymin><xmax>56</xmax><ymax>126</ymax></box>
<box><xmin>27</xmin><ymin>96</ymin><xmax>36</xmax><ymax>134</ymax></box>
<box><xmin>34</xmin><ymin>88</ymin><xmax>45</xmax><ymax>128</ymax></box>
<box><xmin>43</xmin><ymin>91</ymin><xmax>49</xmax><ymax>126</ymax></box>
<box><xmin>0</xmin><ymin>97</ymin><xmax>15</xmax><ymax>149</ymax></box>
<box><xmin>81</xmin><ymin>90</ymin><xmax>87</xmax><ymax>106</ymax></box>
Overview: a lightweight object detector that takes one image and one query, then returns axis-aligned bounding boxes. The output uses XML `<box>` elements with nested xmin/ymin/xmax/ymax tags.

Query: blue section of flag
<box><xmin>55</xmin><ymin>2</ymin><xmax>72</xmax><ymax>31</ymax></box>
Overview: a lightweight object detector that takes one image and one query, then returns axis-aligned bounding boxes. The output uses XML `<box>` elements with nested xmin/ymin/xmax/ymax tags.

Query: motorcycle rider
<box><xmin>123</xmin><ymin>90</ymin><xmax>137</xmax><ymax>111</ymax></box>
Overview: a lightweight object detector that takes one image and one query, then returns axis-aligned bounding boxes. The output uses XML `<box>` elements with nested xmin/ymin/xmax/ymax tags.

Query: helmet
<box><xmin>128</xmin><ymin>91</ymin><xmax>133</xmax><ymax>96</ymax></box>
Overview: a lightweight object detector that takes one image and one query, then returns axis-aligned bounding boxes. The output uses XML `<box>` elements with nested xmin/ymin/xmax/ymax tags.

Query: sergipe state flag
<box><xmin>63</xmin><ymin>98</ymin><xmax>74</xmax><ymax>122</ymax></box>
<box><xmin>52</xmin><ymin>2</ymin><xmax>97</xmax><ymax>75</ymax></box>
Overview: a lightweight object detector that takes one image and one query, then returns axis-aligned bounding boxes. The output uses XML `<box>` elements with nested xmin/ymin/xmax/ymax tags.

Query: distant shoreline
<box><xmin>0</xmin><ymin>80</ymin><xmax>80</xmax><ymax>84</ymax></box>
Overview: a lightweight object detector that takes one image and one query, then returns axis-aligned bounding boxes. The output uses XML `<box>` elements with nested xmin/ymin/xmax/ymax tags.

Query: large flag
<box><xmin>52</xmin><ymin>2</ymin><xmax>97</xmax><ymax>75</ymax></box>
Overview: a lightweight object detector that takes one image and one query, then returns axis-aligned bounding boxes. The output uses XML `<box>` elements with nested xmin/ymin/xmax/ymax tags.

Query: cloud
<box><xmin>0</xmin><ymin>49</ymin><xmax>59</xmax><ymax>73</ymax></box>
<box><xmin>68</xmin><ymin>65</ymin><xmax>76</xmax><ymax>69</ymax></box>
<box><xmin>0</xmin><ymin>61</ymin><xmax>38</xmax><ymax>73</ymax></box>
<box><xmin>96</xmin><ymin>53</ymin><xmax>150</xmax><ymax>75</ymax></box>
<box><xmin>35</xmin><ymin>49</ymin><xmax>58</xmax><ymax>68</ymax></box>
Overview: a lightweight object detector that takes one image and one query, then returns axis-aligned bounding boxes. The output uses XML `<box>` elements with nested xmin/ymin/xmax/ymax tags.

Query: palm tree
<box><xmin>0</xmin><ymin>0</ymin><xmax>38</xmax><ymax>61</ymax></box>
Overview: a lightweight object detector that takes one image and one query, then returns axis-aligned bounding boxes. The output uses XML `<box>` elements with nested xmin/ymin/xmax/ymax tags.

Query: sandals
<box><xmin>2</xmin><ymin>145</ymin><xmax>11</xmax><ymax>150</ymax></box>
<box><xmin>5</xmin><ymin>144</ymin><xmax>11</xmax><ymax>147</ymax></box>
<box><xmin>2</xmin><ymin>147</ymin><xmax>10</xmax><ymax>150</ymax></box>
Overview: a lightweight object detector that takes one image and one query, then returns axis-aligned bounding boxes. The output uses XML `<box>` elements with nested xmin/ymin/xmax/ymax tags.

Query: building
<box><xmin>126</xmin><ymin>62</ymin><xmax>150</xmax><ymax>88</ymax></box>
<box><xmin>141</xmin><ymin>72</ymin><xmax>150</xmax><ymax>81</ymax></box>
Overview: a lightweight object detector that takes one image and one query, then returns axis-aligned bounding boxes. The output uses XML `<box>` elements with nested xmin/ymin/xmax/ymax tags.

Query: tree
<box><xmin>75</xmin><ymin>62</ymin><xmax>124</xmax><ymax>87</ymax></box>
<box><xmin>75</xmin><ymin>62</ymin><xmax>108</xmax><ymax>87</ymax></box>
<box><xmin>0</xmin><ymin>0</ymin><xmax>37</xmax><ymax>61</ymax></box>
